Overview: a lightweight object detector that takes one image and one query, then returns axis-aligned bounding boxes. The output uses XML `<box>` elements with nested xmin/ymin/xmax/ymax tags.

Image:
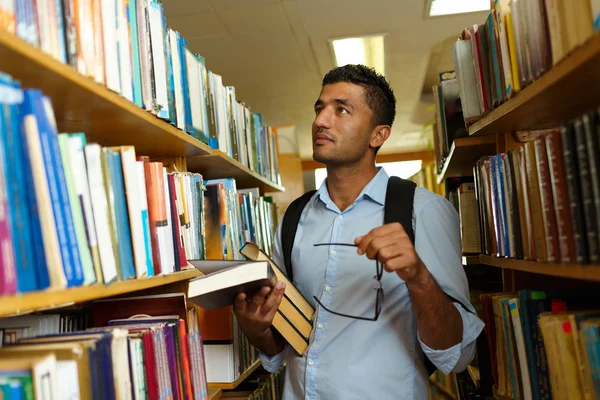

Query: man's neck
<box><xmin>325</xmin><ymin>162</ymin><xmax>378</xmax><ymax>212</ymax></box>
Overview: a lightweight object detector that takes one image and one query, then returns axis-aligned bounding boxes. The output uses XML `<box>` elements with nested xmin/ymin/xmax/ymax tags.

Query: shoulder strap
<box><xmin>384</xmin><ymin>176</ymin><xmax>416</xmax><ymax>243</ymax></box>
<box><xmin>281</xmin><ymin>190</ymin><xmax>317</xmax><ymax>282</ymax></box>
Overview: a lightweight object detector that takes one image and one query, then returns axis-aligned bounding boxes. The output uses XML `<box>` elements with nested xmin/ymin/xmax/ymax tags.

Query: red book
<box><xmin>168</xmin><ymin>174</ymin><xmax>187</xmax><ymax>269</ymax></box>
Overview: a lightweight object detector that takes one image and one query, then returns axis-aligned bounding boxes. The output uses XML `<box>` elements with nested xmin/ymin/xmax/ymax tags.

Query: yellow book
<box><xmin>505</xmin><ymin>12</ymin><xmax>521</xmax><ymax>93</ymax></box>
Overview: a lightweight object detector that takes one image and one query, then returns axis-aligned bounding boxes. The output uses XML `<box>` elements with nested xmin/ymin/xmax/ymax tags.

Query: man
<box><xmin>233</xmin><ymin>64</ymin><xmax>484</xmax><ymax>399</ymax></box>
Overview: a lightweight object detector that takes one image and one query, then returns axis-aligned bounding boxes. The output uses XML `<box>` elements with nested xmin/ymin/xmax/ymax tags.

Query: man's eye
<box><xmin>338</xmin><ymin>108</ymin><xmax>348</xmax><ymax>115</ymax></box>
<box><xmin>315</xmin><ymin>108</ymin><xmax>322</xmax><ymax>115</ymax></box>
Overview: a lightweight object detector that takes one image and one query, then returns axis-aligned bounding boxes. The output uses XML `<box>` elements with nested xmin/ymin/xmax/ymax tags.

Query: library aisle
<box><xmin>0</xmin><ymin>0</ymin><xmax>598</xmax><ymax>399</ymax></box>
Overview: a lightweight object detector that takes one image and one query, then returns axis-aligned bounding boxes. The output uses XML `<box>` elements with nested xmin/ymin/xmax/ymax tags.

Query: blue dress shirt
<box><xmin>260</xmin><ymin>167</ymin><xmax>485</xmax><ymax>400</ymax></box>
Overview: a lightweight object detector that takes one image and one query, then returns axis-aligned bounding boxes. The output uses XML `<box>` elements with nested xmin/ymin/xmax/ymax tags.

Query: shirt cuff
<box><xmin>259</xmin><ymin>345</ymin><xmax>289</xmax><ymax>373</ymax></box>
<box><xmin>418</xmin><ymin>302</ymin><xmax>485</xmax><ymax>374</ymax></box>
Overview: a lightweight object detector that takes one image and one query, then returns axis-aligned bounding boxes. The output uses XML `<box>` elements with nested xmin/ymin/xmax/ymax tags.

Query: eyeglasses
<box><xmin>312</xmin><ymin>243</ymin><xmax>384</xmax><ymax>321</ymax></box>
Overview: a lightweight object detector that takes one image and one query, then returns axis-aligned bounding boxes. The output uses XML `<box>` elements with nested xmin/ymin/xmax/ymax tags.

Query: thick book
<box><xmin>188</xmin><ymin>260</ymin><xmax>276</xmax><ymax>310</ymax></box>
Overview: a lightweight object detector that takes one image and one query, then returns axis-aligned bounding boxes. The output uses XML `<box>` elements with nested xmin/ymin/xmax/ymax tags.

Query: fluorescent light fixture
<box><xmin>331</xmin><ymin>35</ymin><xmax>385</xmax><ymax>75</ymax></box>
<box><xmin>428</xmin><ymin>0</ymin><xmax>489</xmax><ymax>16</ymax></box>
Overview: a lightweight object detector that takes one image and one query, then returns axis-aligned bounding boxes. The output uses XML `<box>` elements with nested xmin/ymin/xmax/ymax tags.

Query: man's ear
<box><xmin>370</xmin><ymin>125</ymin><xmax>391</xmax><ymax>149</ymax></box>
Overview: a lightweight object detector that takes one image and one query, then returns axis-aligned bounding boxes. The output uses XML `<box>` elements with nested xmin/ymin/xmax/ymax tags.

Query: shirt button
<box><xmin>317</xmin><ymin>323</ymin><xmax>324</xmax><ymax>329</ymax></box>
<box><xmin>338</xmin><ymin>215</ymin><xmax>342</xmax><ymax>219</ymax></box>
<box><xmin>330</xmin><ymin>249</ymin><xmax>336</xmax><ymax>255</ymax></box>
<box><xmin>308</xmin><ymin>360</ymin><xmax>314</xmax><ymax>366</ymax></box>
<box><xmin>325</xmin><ymin>286</ymin><xmax>331</xmax><ymax>292</ymax></box>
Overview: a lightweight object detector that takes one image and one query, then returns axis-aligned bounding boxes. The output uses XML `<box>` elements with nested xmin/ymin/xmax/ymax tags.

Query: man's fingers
<box><xmin>233</xmin><ymin>292</ymin><xmax>247</xmax><ymax>313</ymax></box>
<box><xmin>261</xmin><ymin>281</ymin><xmax>286</xmax><ymax>315</ymax></box>
<box><xmin>355</xmin><ymin>223</ymin><xmax>408</xmax><ymax>254</ymax></box>
<box><xmin>365</xmin><ymin>235</ymin><xmax>398</xmax><ymax>260</ymax></box>
<box><xmin>246</xmin><ymin>286</ymin><xmax>271</xmax><ymax>312</ymax></box>
<box><xmin>265</xmin><ymin>286</ymin><xmax>286</xmax><ymax>320</ymax></box>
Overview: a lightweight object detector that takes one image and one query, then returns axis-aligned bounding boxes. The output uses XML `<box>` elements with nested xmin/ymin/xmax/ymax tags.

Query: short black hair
<box><xmin>322</xmin><ymin>64</ymin><xmax>396</xmax><ymax>128</ymax></box>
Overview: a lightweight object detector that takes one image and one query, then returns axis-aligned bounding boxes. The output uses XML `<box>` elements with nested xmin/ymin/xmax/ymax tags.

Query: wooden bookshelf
<box><xmin>208</xmin><ymin>388</ymin><xmax>223</xmax><ymax>400</ymax></box>
<box><xmin>187</xmin><ymin>150</ymin><xmax>285</xmax><ymax>193</ymax></box>
<box><xmin>469</xmin><ymin>35</ymin><xmax>600</xmax><ymax>137</ymax></box>
<box><xmin>0</xmin><ymin>30</ymin><xmax>212</xmax><ymax>158</ymax></box>
<box><xmin>0</xmin><ymin>268</ymin><xmax>202</xmax><ymax>318</ymax></box>
<box><xmin>479</xmin><ymin>255</ymin><xmax>600</xmax><ymax>282</ymax></box>
<box><xmin>0</xmin><ymin>30</ymin><xmax>286</xmax><ymax>195</ymax></box>
<box><xmin>436</xmin><ymin>136</ymin><xmax>497</xmax><ymax>184</ymax></box>
<box><xmin>208</xmin><ymin>359</ymin><xmax>262</xmax><ymax>390</ymax></box>
<box><xmin>462</xmin><ymin>256</ymin><xmax>480</xmax><ymax>266</ymax></box>
<box><xmin>467</xmin><ymin>365</ymin><xmax>480</xmax><ymax>389</ymax></box>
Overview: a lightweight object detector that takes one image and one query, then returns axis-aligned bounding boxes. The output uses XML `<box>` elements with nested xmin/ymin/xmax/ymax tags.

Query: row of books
<box><xmin>0</xmin><ymin>292</ymin><xmax>211</xmax><ymax>400</ymax></box>
<box><xmin>0</xmin><ymin>0</ymin><xmax>281</xmax><ymax>184</ymax></box>
<box><xmin>452</xmin><ymin>0</ymin><xmax>599</xmax><ymax>121</ymax></box>
<box><xmin>473</xmin><ymin>108</ymin><xmax>600</xmax><ymax>264</ymax></box>
<box><xmin>0</xmin><ymin>72</ymin><xmax>278</xmax><ymax>295</ymax></box>
<box><xmin>480</xmin><ymin>289</ymin><xmax>600</xmax><ymax>400</ymax></box>
<box><xmin>408</xmin><ymin>161</ymin><xmax>445</xmax><ymax>197</ymax></box>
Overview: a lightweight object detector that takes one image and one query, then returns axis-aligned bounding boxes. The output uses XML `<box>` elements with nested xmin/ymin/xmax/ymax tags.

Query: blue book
<box><xmin>34</xmin><ymin>93</ymin><xmax>84</xmax><ymax>287</ymax></box>
<box><xmin>497</xmin><ymin>154</ymin><xmax>511</xmax><ymax>257</ymax></box>
<box><xmin>179</xmin><ymin>37</ymin><xmax>194</xmax><ymax>135</ymax></box>
<box><xmin>107</xmin><ymin>151</ymin><xmax>136</xmax><ymax>280</ymax></box>
<box><xmin>0</xmin><ymin>75</ymin><xmax>40</xmax><ymax>292</ymax></box>
<box><xmin>18</xmin><ymin>89</ymin><xmax>52</xmax><ymax>289</ymax></box>
<box><xmin>128</xmin><ymin>0</ymin><xmax>144</xmax><ymax>107</ymax></box>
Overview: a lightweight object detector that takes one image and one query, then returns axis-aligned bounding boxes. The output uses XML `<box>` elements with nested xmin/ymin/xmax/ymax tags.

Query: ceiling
<box><xmin>163</xmin><ymin>0</ymin><xmax>488</xmax><ymax>159</ymax></box>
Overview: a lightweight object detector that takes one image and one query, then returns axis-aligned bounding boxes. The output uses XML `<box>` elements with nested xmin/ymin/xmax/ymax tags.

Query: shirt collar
<box><xmin>315</xmin><ymin>167</ymin><xmax>389</xmax><ymax>209</ymax></box>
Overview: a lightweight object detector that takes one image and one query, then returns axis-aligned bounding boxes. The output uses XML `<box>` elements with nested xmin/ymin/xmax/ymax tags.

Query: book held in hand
<box><xmin>187</xmin><ymin>259</ymin><xmax>276</xmax><ymax>310</ymax></box>
<box><xmin>188</xmin><ymin>243</ymin><xmax>315</xmax><ymax>355</ymax></box>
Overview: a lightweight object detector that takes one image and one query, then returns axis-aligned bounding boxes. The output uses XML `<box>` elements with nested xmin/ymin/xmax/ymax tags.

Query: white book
<box><xmin>117</xmin><ymin>0</ymin><xmax>134</xmax><ymax>102</ymax></box>
<box><xmin>197</xmin><ymin>55</ymin><xmax>210</xmax><ymax>137</ymax></box>
<box><xmin>68</xmin><ymin>135</ymin><xmax>103</xmax><ymax>283</ymax></box>
<box><xmin>137</xmin><ymin>0</ymin><xmax>154</xmax><ymax>111</ymax></box>
<box><xmin>203</xmin><ymin>343</ymin><xmax>237</xmax><ymax>383</ymax></box>
<box><xmin>243</xmin><ymin>107</ymin><xmax>254</xmax><ymax>170</ymax></box>
<box><xmin>161</xmin><ymin>167</ymin><xmax>175</xmax><ymax>273</ymax></box>
<box><xmin>212</xmin><ymin>73</ymin><xmax>229</xmax><ymax>155</ymax></box>
<box><xmin>57</xmin><ymin>360</ymin><xmax>81</xmax><ymax>400</ymax></box>
<box><xmin>451</xmin><ymin>39</ymin><xmax>482</xmax><ymax>119</ymax></box>
<box><xmin>509</xmin><ymin>299</ymin><xmax>533</xmax><ymax>400</ymax></box>
<box><xmin>84</xmin><ymin>144</ymin><xmax>119</xmax><ymax>284</ymax></box>
<box><xmin>117</xmin><ymin>146</ymin><xmax>147</xmax><ymax>278</ymax></box>
<box><xmin>36</xmin><ymin>0</ymin><xmax>53</xmax><ymax>57</ymax></box>
<box><xmin>58</xmin><ymin>135</ymin><xmax>96</xmax><ymax>286</ymax></box>
<box><xmin>136</xmin><ymin>161</ymin><xmax>154</xmax><ymax>276</ymax></box>
<box><xmin>101</xmin><ymin>0</ymin><xmax>121</xmax><ymax>94</ymax></box>
<box><xmin>148</xmin><ymin>0</ymin><xmax>169</xmax><ymax>119</ymax></box>
<box><xmin>32</xmin><ymin>354</ymin><xmax>60</xmax><ymax>400</ymax></box>
<box><xmin>186</xmin><ymin>49</ymin><xmax>203</xmax><ymax>134</ymax></box>
<box><xmin>188</xmin><ymin>260</ymin><xmax>275</xmax><ymax>310</ymax></box>
<box><xmin>169</xmin><ymin>29</ymin><xmax>186</xmax><ymax>131</ymax></box>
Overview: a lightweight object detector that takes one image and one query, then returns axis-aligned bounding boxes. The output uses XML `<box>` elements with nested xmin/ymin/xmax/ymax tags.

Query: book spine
<box><xmin>560</xmin><ymin>124</ymin><xmax>588</xmax><ymax>263</ymax></box>
<box><xmin>525</xmin><ymin>141</ymin><xmax>548</xmax><ymax>261</ymax></box>
<box><xmin>545</xmin><ymin>130</ymin><xmax>576</xmax><ymax>263</ymax></box>
<box><xmin>574</xmin><ymin>119</ymin><xmax>599</xmax><ymax>263</ymax></box>
<box><xmin>584</xmin><ymin>111</ymin><xmax>600</xmax><ymax>261</ymax></box>
<box><xmin>534</xmin><ymin>137</ymin><xmax>560</xmax><ymax>263</ymax></box>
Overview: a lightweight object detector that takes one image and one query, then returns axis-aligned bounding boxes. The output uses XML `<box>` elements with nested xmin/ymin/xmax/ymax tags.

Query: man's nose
<box><xmin>313</xmin><ymin>107</ymin><xmax>332</xmax><ymax>129</ymax></box>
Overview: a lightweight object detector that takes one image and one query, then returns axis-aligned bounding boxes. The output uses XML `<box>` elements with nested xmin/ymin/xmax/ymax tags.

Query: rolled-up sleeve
<box><xmin>413</xmin><ymin>190</ymin><xmax>485</xmax><ymax>374</ymax></box>
<box><xmin>258</xmin><ymin>221</ymin><xmax>290</xmax><ymax>373</ymax></box>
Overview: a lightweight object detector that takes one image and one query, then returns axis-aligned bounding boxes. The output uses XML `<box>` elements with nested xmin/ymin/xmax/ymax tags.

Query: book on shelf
<box><xmin>478</xmin><ymin>288</ymin><xmax>600</xmax><ymax>400</ymax></box>
<box><xmin>448</xmin><ymin>0</ymin><xmax>598</xmax><ymax>129</ymax></box>
<box><xmin>0</xmin><ymin>71</ymin><xmax>278</xmax><ymax>296</ymax></box>
<box><xmin>0</xmin><ymin>0</ymin><xmax>281</xmax><ymax>185</ymax></box>
<box><xmin>473</xmin><ymin>107</ymin><xmax>600</xmax><ymax>264</ymax></box>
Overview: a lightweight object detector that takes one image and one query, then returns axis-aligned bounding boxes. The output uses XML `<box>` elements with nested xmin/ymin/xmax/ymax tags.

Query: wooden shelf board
<box><xmin>429</xmin><ymin>377</ymin><xmax>457</xmax><ymax>400</ymax></box>
<box><xmin>208</xmin><ymin>359</ymin><xmax>261</xmax><ymax>390</ymax></box>
<box><xmin>0</xmin><ymin>30</ymin><xmax>212</xmax><ymax>158</ymax></box>
<box><xmin>187</xmin><ymin>151</ymin><xmax>285</xmax><ymax>193</ymax></box>
<box><xmin>208</xmin><ymin>388</ymin><xmax>223</xmax><ymax>400</ymax></box>
<box><xmin>436</xmin><ymin>136</ymin><xmax>497</xmax><ymax>184</ymax></box>
<box><xmin>479</xmin><ymin>255</ymin><xmax>600</xmax><ymax>282</ymax></box>
<box><xmin>469</xmin><ymin>35</ymin><xmax>600</xmax><ymax>137</ymax></box>
<box><xmin>462</xmin><ymin>255</ymin><xmax>481</xmax><ymax>265</ymax></box>
<box><xmin>0</xmin><ymin>268</ymin><xmax>202</xmax><ymax>318</ymax></box>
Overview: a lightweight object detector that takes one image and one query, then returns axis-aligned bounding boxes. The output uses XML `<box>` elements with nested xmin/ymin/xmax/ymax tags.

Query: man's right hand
<box><xmin>233</xmin><ymin>281</ymin><xmax>286</xmax><ymax>356</ymax></box>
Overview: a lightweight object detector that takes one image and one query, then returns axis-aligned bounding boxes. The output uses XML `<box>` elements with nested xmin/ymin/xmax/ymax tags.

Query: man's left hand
<box><xmin>354</xmin><ymin>222</ymin><xmax>427</xmax><ymax>283</ymax></box>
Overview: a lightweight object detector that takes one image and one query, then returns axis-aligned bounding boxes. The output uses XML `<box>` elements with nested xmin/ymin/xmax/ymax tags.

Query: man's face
<box><xmin>312</xmin><ymin>82</ymin><xmax>374</xmax><ymax>166</ymax></box>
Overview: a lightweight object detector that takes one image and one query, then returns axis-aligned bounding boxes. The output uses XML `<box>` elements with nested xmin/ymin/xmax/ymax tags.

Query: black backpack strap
<box><xmin>384</xmin><ymin>176</ymin><xmax>416</xmax><ymax>243</ymax></box>
<box><xmin>281</xmin><ymin>190</ymin><xmax>317</xmax><ymax>282</ymax></box>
